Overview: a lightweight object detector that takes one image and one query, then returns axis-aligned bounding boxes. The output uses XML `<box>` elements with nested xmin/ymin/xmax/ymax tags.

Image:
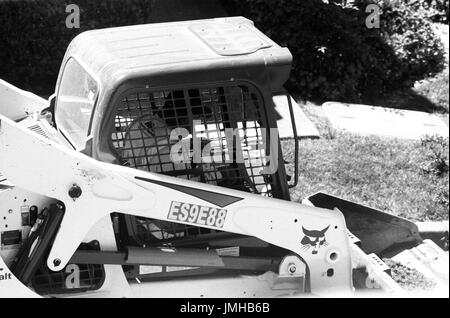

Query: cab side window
<box><xmin>56</xmin><ymin>58</ymin><xmax>98</xmax><ymax>149</ymax></box>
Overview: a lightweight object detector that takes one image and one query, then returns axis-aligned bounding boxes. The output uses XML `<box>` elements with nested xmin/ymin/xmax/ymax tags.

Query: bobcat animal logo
<box><xmin>301</xmin><ymin>225</ymin><xmax>330</xmax><ymax>255</ymax></box>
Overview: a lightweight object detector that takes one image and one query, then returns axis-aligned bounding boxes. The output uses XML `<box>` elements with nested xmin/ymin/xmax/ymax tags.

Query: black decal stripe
<box><xmin>135</xmin><ymin>176</ymin><xmax>243</xmax><ymax>208</ymax></box>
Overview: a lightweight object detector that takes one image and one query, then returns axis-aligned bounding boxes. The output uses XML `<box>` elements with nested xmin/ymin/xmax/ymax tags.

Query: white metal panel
<box><xmin>0</xmin><ymin>113</ymin><xmax>353</xmax><ymax>296</ymax></box>
<box><xmin>0</xmin><ymin>79</ymin><xmax>47</xmax><ymax>121</ymax></box>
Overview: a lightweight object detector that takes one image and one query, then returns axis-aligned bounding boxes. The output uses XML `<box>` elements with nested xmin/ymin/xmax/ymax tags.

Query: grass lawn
<box><xmin>286</xmin><ymin>24</ymin><xmax>449</xmax><ymax>222</ymax></box>
<box><xmin>282</xmin><ymin>104</ymin><xmax>449</xmax><ymax>222</ymax></box>
<box><xmin>414</xmin><ymin>68</ymin><xmax>449</xmax><ymax>114</ymax></box>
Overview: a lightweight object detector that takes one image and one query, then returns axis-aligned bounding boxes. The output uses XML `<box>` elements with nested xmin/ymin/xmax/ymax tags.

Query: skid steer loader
<box><xmin>0</xmin><ymin>17</ymin><xmax>446</xmax><ymax>298</ymax></box>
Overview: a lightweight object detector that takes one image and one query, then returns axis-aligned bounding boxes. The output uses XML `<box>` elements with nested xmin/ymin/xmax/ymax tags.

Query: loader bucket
<box><xmin>302</xmin><ymin>192</ymin><xmax>423</xmax><ymax>257</ymax></box>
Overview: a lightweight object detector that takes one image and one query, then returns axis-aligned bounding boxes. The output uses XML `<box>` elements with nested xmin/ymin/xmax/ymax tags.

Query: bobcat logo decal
<box><xmin>301</xmin><ymin>225</ymin><xmax>330</xmax><ymax>254</ymax></box>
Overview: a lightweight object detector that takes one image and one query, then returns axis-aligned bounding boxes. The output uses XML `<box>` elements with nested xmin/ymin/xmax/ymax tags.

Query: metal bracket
<box><xmin>273</xmin><ymin>92</ymin><xmax>299</xmax><ymax>188</ymax></box>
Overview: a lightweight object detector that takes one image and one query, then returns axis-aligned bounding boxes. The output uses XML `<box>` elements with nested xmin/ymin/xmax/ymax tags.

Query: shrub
<box><xmin>367</xmin><ymin>0</ymin><xmax>446</xmax><ymax>84</ymax></box>
<box><xmin>419</xmin><ymin>135</ymin><xmax>449</xmax><ymax>177</ymax></box>
<box><xmin>222</xmin><ymin>0</ymin><xmax>445</xmax><ymax>102</ymax></box>
<box><xmin>405</xmin><ymin>0</ymin><xmax>449</xmax><ymax>24</ymax></box>
<box><xmin>0</xmin><ymin>0</ymin><xmax>155</xmax><ymax>96</ymax></box>
<box><xmin>0</xmin><ymin>0</ymin><xmax>446</xmax><ymax>102</ymax></box>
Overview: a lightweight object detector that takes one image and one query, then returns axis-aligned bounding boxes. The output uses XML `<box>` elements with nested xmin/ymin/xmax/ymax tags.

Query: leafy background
<box><xmin>0</xmin><ymin>0</ymin><xmax>448</xmax><ymax>103</ymax></box>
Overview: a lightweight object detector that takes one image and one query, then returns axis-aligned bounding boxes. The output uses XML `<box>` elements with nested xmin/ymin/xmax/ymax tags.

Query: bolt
<box><xmin>8</xmin><ymin>209</ymin><xmax>13</xmax><ymax>214</ymax></box>
<box><xmin>53</xmin><ymin>259</ymin><xmax>61</xmax><ymax>267</ymax></box>
<box><xmin>288</xmin><ymin>263</ymin><xmax>297</xmax><ymax>274</ymax></box>
<box><xmin>68</xmin><ymin>184</ymin><xmax>82</xmax><ymax>200</ymax></box>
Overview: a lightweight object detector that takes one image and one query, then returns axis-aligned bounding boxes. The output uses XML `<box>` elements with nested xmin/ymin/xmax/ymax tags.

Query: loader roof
<box><xmin>57</xmin><ymin>17</ymin><xmax>292</xmax><ymax>87</ymax></box>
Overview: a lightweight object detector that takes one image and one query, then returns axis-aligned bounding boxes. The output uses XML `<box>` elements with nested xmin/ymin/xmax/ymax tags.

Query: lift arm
<box><xmin>0</xmin><ymin>114</ymin><xmax>353</xmax><ymax>295</ymax></box>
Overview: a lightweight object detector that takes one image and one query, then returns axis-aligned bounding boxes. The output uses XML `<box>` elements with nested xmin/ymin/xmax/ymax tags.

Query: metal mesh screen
<box><xmin>32</xmin><ymin>263</ymin><xmax>105</xmax><ymax>294</ymax></box>
<box><xmin>31</xmin><ymin>242</ymin><xmax>105</xmax><ymax>294</ymax></box>
<box><xmin>111</xmin><ymin>85</ymin><xmax>274</xmax><ymax>244</ymax></box>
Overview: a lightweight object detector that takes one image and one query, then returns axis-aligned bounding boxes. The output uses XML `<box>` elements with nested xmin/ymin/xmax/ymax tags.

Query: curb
<box><xmin>416</xmin><ymin>221</ymin><xmax>449</xmax><ymax>251</ymax></box>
